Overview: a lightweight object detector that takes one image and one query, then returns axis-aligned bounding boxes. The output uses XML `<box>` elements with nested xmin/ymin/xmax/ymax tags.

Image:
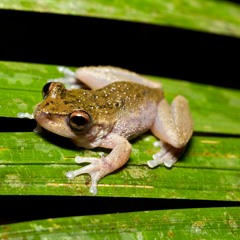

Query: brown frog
<box><xmin>34</xmin><ymin>66</ymin><xmax>193</xmax><ymax>194</ymax></box>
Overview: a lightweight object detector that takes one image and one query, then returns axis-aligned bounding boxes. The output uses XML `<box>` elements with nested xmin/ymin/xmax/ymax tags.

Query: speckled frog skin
<box><xmin>34</xmin><ymin>66</ymin><xmax>193</xmax><ymax>194</ymax></box>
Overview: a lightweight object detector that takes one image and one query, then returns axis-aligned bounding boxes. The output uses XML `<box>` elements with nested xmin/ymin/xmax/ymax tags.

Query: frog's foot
<box><xmin>149</xmin><ymin>96</ymin><xmax>193</xmax><ymax>168</ymax></box>
<box><xmin>48</xmin><ymin>66</ymin><xmax>82</xmax><ymax>90</ymax></box>
<box><xmin>65</xmin><ymin>156</ymin><xmax>112</xmax><ymax>195</ymax></box>
<box><xmin>66</xmin><ymin>134</ymin><xmax>132</xmax><ymax>194</ymax></box>
<box><xmin>147</xmin><ymin>142</ymin><xmax>185</xmax><ymax>168</ymax></box>
<box><xmin>57</xmin><ymin>66</ymin><xmax>76</xmax><ymax>77</ymax></box>
<box><xmin>17</xmin><ymin>112</ymin><xmax>34</xmax><ymax>119</ymax></box>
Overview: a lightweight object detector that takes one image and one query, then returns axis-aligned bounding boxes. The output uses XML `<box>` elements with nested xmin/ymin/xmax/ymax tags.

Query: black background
<box><xmin>0</xmin><ymin>9</ymin><xmax>239</xmax><ymax>224</ymax></box>
<box><xmin>1</xmin><ymin>9</ymin><xmax>240</xmax><ymax>89</ymax></box>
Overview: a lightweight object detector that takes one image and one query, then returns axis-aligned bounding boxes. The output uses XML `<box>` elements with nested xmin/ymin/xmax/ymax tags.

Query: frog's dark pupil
<box><xmin>72</xmin><ymin>116</ymin><xmax>88</xmax><ymax>127</ymax></box>
<box><xmin>69</xmin><ymin>110</ymin><xmax>92</xmax><ymax>132</ymax></box>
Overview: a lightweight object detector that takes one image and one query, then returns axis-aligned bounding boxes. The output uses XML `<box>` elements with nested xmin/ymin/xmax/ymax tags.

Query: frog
<box><xmin>34</xmin><ymin>66</ymin><xmax>193</xmax><ymax>194</ymax></box>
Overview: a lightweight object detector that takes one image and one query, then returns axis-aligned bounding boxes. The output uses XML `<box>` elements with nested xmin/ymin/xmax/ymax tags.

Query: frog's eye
<box><xmin>68</xmin><ymin>110</ymin><xmax>92</xmax><ymax>132</ymax></box>
<box><xmin>42</xmin><ymin>82</ymin><xmax>53</xmax><ymax>98</ymax></box>
<box><xmin>42</xmin><ymin>82</ymin><xmax>66</xmax><ymax>99</ymax></box>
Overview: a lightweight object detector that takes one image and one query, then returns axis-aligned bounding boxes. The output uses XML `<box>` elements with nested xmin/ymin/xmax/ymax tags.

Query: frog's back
<box><xmin>97</xmin><ymin>81</ymin><xmax>162</xmax><ymax>110</ymax></box>
<box><xmin>96</xmin><ymin>81</ymin><xmax>163</xmax><ymax>139</ymax></box>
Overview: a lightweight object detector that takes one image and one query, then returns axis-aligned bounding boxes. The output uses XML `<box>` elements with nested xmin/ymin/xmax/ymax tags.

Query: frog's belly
<box><xmin>112</xmin><ymin>102</ymin><xmax>158</xmax><ymax>140</ymax></box>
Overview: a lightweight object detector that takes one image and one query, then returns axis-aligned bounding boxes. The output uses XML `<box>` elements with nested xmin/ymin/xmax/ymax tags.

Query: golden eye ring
<box><xmin>68</xmin><ymin>110</ymin><xmax>92</xmax><ymax>132</ymax></box>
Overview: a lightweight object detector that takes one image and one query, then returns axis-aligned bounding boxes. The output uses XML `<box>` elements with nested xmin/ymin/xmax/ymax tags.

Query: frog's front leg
<box><xmin>148</xmin><ymin>95</ymin><xmax>193</xmax><ymax>168</ymax></box>
<box><xmin>66</xmin><ymin>134</ymin><xmax>132</xmax><ymax>194</ymax></box>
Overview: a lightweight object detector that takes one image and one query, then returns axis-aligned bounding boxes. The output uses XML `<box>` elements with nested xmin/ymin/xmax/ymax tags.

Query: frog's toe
<box><xmin>65</xmin><ymin>171</ymin><xmax>77</xmax><ymax>180</ymax></box>
<box><xmin>89</xmin><ymin>184</ymin><xmax>98</xmax><ymax>195</ymax></box>
<box><xmin>65</xmin><ymin>165</ymin><xmax>101</xmax><ymax>194</ymax></box>
<box><xmin>153</xmin><ymin>141</ymin><xmax>161</xmax><ymax>148</ymax></box>
<box><xmin>75</xmin><ymin>156</ymin><xmax>99</xmax><ymax>164</ymax></box>
<box><xmin>89</xmin><ymin>172</ymin><xmax>102</xmax><ymax>195</ymax></box>
<box><xmin>147</xmin><ymin>151</ymin><xmax>177</xmax><ymax>168</ymax></box>
<box><xmin>57</xmin><ymin>66</ymin><xmax>75</xmax><ymax>77</ymax></box>
<box><xmin>66</xmin><ymin>159</ymin><xmax>101</xmax><ymax>179</ymax></box>
<box><xmin>66</xmin><ymin>156</ymin><xmax>109</xmax><ymax>194</ymax></box>
<box><xmin>147</xmin><ymin>142</ymin><xmax>184</xmax><ymax>168</ymax></box>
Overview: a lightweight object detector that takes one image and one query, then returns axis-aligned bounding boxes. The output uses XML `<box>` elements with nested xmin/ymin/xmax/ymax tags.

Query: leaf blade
<box><xmin>0</xmin><ymin>207</ymin><xmax>239</xmax><ymax>239</ymax></box>
<box><xmin>0</xmin><ymin>132</ymin><xmax>239</xmax><ymax>200</ymax></box>
<box><xmin>1</xmin><ymin>0</ymin><xmax>240</xmax><ymax>37</ymax></box>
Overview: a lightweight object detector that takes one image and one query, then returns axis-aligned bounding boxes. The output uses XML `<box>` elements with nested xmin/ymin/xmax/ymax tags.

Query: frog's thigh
<box><xmin>148</xmin><ymin>96</ymin><xmax>193</xmax><ymax>168</ymax></box>
<box><xmin>76</xmin><ymin>66</ymin><xmax>161</xmax><ymax>89</ymax></box>
<box><xmin>151</xmin><ymin>95</ymin><xmax>193</xmax><ymax>148</ymax></box>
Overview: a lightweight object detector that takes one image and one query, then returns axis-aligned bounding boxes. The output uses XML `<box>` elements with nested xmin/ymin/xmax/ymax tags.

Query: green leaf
<box><xmin>0</xmin><ymin>207</ymin><xmax>239</xmax><ymax>239</ymax></box>
<box><xmin>0</xmin><ymin>61</ymin><xmax>239</xmax><ymax>199</ymax></box>
<box><xmin>0</xmin><ymin>132</ymin><xmax>239</xmax><ymax>200</ymax></box>
<box><xmin>1</xmin><ymin>0</ymin><xmax>240</xmax><ymax>37</ymax></box>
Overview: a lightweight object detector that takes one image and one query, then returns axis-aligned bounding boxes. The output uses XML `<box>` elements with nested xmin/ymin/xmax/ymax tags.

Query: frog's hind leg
<box><xmin>76</xmin><ymin>66</ymin><xmax>162</xmax><ymax>90</ymax></box>
<box><xmin>148</xmin><ymin>95</ymin><xmax>193</xmax><ymax>168</ymax></box>
<box><xmin>49</xmin><ymin>66</ymin><xmax>86</xmax><ymax>90</ymax></box>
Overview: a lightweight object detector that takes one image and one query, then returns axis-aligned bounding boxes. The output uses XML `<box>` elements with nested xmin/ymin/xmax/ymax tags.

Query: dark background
<box><xmin>0</xmin><ymin>9</ymin><xmax>240</xmax><ymax>224</ymax></box>
<box><xmin>1</xmin><ymin>9</ymin><xmax>240</xmax><ymax>89</ymax></box>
